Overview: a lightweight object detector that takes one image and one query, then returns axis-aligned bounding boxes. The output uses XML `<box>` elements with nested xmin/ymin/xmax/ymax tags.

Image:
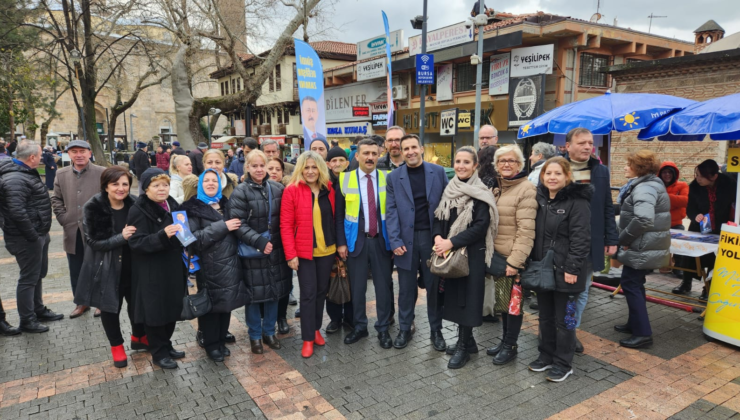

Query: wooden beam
<box><xmin>653</xmin><ymin>49</ymin><xmax>675</xmax><ymax>59</ymax></box>
<box><xmin>587</xmin><ymin>35</ymin><xmax>601</xmax><ymax>49</ymax></box>
<box><xmin>613</xmin><ymin>42</ymin><xmax>636</xmax><ymax>55</ymax></box>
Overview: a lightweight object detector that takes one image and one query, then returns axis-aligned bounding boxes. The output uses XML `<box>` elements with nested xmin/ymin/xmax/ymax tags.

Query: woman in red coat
<box><xmin>659</xmin><ymin>161</ymin><xmax>689</xmax><ymax>229</ymax></box>
<box><xmin>280</xmin><ymin>151</ymin><xmax>336</xmax><ymax>358</ymax></box>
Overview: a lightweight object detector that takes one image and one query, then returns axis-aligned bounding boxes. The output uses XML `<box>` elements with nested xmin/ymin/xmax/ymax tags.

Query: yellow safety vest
<box><xmin>338</xmin><ymin>169</ymin><xmax>391</xmax><ymax>253</ymax></box>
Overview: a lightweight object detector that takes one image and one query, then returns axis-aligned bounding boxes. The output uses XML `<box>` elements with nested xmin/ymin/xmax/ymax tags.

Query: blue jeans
<box><xmin>246</xmin><ymin>301</ymin><xmax>277</xmax><ymax>340</ymax></box>
<box><xmin>575</xmin><ymin>272</ymin><xmax>593</xmax><ymax>328</ymax></box>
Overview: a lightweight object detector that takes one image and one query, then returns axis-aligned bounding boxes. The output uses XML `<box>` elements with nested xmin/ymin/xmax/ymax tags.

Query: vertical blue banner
<box><xmin>294</xmin><ymin>39</ymin><xmax>327</xmax><ymax>150</ymax></box>
<box><xmin>382</xmin><ymin>11</ymin><xmax>394</xmax><ymax>128</ymax></box>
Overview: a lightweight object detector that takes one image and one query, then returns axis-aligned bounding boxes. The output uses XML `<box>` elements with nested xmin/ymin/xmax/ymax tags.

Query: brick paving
<box><xmin>1</xmin><ymin>220</ymin><xmax>739</xmax><ymax>419</ymax></box>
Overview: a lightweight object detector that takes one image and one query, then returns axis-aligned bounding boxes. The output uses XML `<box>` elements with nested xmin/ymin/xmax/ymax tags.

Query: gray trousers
<box><xmin>348</xmin><ymin>236</ymin><xmax>393</xmax><ymax>333</ymax></box>
<box><xmin>4</xmin><ymin>234</ymin><xmax>50</xmax><ymax>321</ymax></box>
<box><xmin>397</xmin><ymin>230</ymin><xmax>443</xmax><ymax>332</ymax></box>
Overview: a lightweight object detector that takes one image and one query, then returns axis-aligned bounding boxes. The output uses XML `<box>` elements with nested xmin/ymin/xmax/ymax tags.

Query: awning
<box><xmin>213</xmin><ymin>136</ymin><xmax>242</xmax><ymax>144</ymax></box>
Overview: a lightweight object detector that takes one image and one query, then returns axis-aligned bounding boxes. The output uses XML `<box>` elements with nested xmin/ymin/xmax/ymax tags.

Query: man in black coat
<box><xmin>189</xmin><ymin>142</ymin><xmax>208</xmax><ymax>176</ymax></box>
<box><xmin>565</xmin><ymin>128</ymin><xmax>619</xmax><ymax>352</ymax></box>
<box><xmin>131</xmin><ymin>142</ymin><xmax>151</xmax><ymax>194</ymax></box>
<box><xmin>170</xmin><ymin>141</ymin><xmax>186</xmax><ymax>156</ymax></box>
<box><xmin>0</xmin><ymin>140</ymin><xmax>64</xmax><ymax>334</ymax></box>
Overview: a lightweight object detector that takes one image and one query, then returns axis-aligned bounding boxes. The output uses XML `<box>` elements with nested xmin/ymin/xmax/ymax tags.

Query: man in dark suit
<box><xmin>336</xmin><ymin>139</ymin><xmax>394</xmax><ymax>349</ymax></box>
<box><xmin>386</xmin><ymin>134</ymin><xmax>448</xmax><ymax>351</ymax></box>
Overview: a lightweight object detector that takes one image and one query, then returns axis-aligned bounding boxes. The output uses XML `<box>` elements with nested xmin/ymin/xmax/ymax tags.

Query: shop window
<box><xmin>579</xmin><ymin>53</ymin><xmax>610</xmax><ymax>87</ymax></box>
<box><xmin>275</xmin><ymin>65</ymin><xmax>281</xmax><ymax>91</ymax></box>
<box><xmin>454</xmin><ymin>59</ymin><xmax>490</xmax><ymax>93</ymax></box>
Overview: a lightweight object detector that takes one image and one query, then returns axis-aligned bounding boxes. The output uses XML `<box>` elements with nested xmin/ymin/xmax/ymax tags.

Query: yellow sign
<box><xmin>458</xmin><ymin>112</ymin><xmax>471</xmax><ymax>128</ymax></box>
<box><xmin>727</xmin><ymin>148</ymin><xmax>740</xmax><ymax>173</ymax></box>
<box><xmin>704</xmin><ymin>224</ymin><xmax>740</xmax><ymax>346</ymax></box>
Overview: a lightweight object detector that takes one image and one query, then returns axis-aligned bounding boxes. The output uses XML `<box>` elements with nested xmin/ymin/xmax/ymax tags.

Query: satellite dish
<box><xmin>590</xmin><ymin>13</ymin><xmax>602</xmax><ymax>23</ymax></box>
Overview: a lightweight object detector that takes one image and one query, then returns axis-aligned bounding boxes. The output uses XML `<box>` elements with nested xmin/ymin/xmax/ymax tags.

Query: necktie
<box><xmin>366</xmin><ymin>174</ymin><xmax>377</xmax><ymax>237</ymax></box>
<box><xmin>312</xmin><ymin>133</ymin><xmax>317</xmax><ymax>139</ymax></box>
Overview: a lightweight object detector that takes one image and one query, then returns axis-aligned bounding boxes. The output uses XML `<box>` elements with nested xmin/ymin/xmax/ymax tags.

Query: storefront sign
<box><xmin>440</xmin><ymin>108</ymin><xmax>458</xmax><ymax>136</ymax></box>
<box><xmin>704</xmin><ymin>225</ymin><xmax>740</xmax><ymax>347</ymax></box>
<box><xmin>510</xmin><ymin>44</ymin><xmax>554</xmax><ymax>77</ymax></box>
<box><xmin>489</xmin><ymin>53</ymin><xmax>510</xmax><ymax>96</ymax></box>
<box><xmin>370</xmin><ymin>102</ymin><xmax>389</xmax><ymax>113</ymax></box>
<box><xmin>727</xmin><ymin>148</ymin><xmax>740</xmax><ymax>172</ymax></box>
<box><xmin>357</xmin><ymin>57</ymin><xmax>387</xmax><ymax>81</ymax></box>
<box><xmin>357</xmin><ymin>30</ymin><xmax>404</xmax><ymax>60</ymax></box>
<box><xmin>326</xmin><ymin>122</ymin><xmax>372</xmax><ymax>137</ymax></box>
<box><xmin>437</xmin><ymin>63</ymin><xmax>453</xmax><ymax>101</ymax></box>
<box><xmin>397</xmin><ymin>99</ymin><xmax>508</xmax><ymax>134</ymax></box>
<box><xmin>458</xmin><ymin>112</ymin><xmax>471</xmax><ymax>128</ymax></box>
<box><xmin>508</xmin><ymin>75</ymin><xmax>546</xmax><ymax>127</ymax></box>
<box><xmin>409</xmin><ymin>22</ymin><xmax>474</xmax><ymax>56</ymax></box>
<box><xmin>416</xmin><ymin>54</ymin><xmax>435</xmax><ymax>85</ymax></box>
<box><xmin>372</xmin><ymin>113</ymin><xmax>388</xmax><ymax>127</ymax></box>
<box><xmin>352</xmin><ymin>106</ymin><xmax>370</xmax><ymax>117</ymax></box>
<box><xmin>325</xmin><ymin>79</ymin><xmax>387</xmax><ymax>123</ymax></box>
<box><xmin>258</xmin><ymin>135</ymin><xmax>285</xmax><ymax>145</ymax></box>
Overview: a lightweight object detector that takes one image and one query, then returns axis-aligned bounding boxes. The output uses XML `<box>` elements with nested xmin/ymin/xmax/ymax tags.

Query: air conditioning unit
<box><xmin>392</xmin><ymin>85</ymin><xmax>408</xmax><ymax>100</ymax></box>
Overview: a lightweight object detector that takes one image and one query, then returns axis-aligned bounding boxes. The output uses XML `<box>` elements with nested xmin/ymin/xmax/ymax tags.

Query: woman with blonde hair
<box><xmin>169</xmin><ymin>155</ymin><xmax>193</xmax><ymax>204</ymax></box>
<box><xmin>183</xmin><ymin>149</ymin><xmax>239</xmax><ymax>202</ymax></box>
<box><xmin>228</xmin><ymin>150</ymin><xmax>291</xmax><ymax>353</ymax></box>
<box><xmin>529</xmin><ymin>157</ymin><xmax>592</xmax><ymax>382</ymax></box>
<box><xmin>280</xmin><ymin>151</ymin><xmax>336</xmax><ymax>358</ymax></box>
<box><xmin>486</xmin><ymin>144</ymin><xmax>537</xmax><ymax>365</ymax></box>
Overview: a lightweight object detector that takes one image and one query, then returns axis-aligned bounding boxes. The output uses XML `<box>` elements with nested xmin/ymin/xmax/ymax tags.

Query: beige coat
<box><xmin>182</xmin><ymin>172</ymin><xmax>239</xmax><ymax>202</ymax></box>
<box><xmin>493</xmin><ymin>175</ymin><xmax>537</xmax><ymax>269</ymax></box>
<box><xmin>51</xmin><ymin>162</ymin><xmax>106</xmax><ymax>254</ymax></box>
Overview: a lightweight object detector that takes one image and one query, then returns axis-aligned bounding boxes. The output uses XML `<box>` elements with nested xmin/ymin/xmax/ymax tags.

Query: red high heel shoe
<box><xmin>314</xmin><ymin>330</ymin><xmax>325</xmax><ymax>346</ymax></box>
<box><xmin>111</xmin><ymin>345</ymin><xmax>128</xmax><ymax>368</ymax></box>
<box><xmin>301</xmin><ymin>341</ymin><xmax>314</xmax><ymax>358</ymax></box>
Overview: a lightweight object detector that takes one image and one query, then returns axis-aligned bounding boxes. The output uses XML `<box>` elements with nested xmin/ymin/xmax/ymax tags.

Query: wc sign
<box><xmin>440</xmin><ymin>108</ymin><xmax>458</xmax><ymax>136</ymax></box>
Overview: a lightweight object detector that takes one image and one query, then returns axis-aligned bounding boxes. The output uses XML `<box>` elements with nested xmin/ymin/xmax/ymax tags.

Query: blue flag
<box><xmin>382</xmin><ymin>11</ymin><xmax>394</xmax><ymax>127</ymax></box>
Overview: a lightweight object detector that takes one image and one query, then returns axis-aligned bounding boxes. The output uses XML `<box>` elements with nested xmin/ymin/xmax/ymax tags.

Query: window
<box><xmin>267</xmin><ymin>110</ymin><xmax>272</xmax><ymax>125</ymax></box>
<box><xmin>237</xmin><ymin>78</ymin><xmax>241</xmax><ymax>91</ymax></box>
<box><xmin>269</xmin><ymin>71</ymin><xmax>274</xmax><ymax>92</ymax></box>
<box><xmin>231</xmin><ymin>79</ymin><xmax>235</xmax><ymax>94</ymax></box>
<box><xmin>454</xmin><ymin>59</ymin><xmax>490</xmax><ymax>93</ymax></box>
<box><xmin>579</xmin><ymin>53</ymin><xmax>610</xmax><ymax>87</ymax></box>
<box><xmin>283</xmin><ymin>109</ymin><xmax>289</xmax><ymax>124</ymax></box>
<box><xmin>277</xmin><ymin>108</ymin><xmax>282</xmax><ymax>124</ymax></box>
<box><xmin>293</xmin><ymin>63</ymin><xmax>297</xmax><ymax>88</ymax></box>
<box><xmin>221</xmin><ymin>82</ymin><xmax>225</xmax><ymax>96</ymax></box>
<box><xmin>275</xmin><ymin>64</ymin><xmax>282</xmax><ymax>91</ymax></box>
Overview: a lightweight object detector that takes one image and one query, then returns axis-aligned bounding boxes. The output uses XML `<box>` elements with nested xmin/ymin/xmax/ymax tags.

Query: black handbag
<box><xmin>486</xmin><ymin>252</ymin><xmax>508</xmax><ymax>276</ymax></box>
<box><xmin>519</xmin><ymin>248</ymin><xmax>556</xmax><ymax>293</ymax></box>
<box><xmin>327</xmin><ymin>258</ymin><xmax>351</xmax><ymax>304</ymax></box>
<box><xmin>238</xmin><ymin>183</ymin><xmax>272</xmax><ymax>259</ymax></box>
<box><xmin>180</xmin><ymin>253</ymin><xmax>212</xmax><ymax>320</ymax></box>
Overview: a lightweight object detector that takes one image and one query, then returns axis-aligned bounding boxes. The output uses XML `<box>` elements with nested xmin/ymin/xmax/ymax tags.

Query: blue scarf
<box><xmin>197</xmin><ymin>169</ymin><xmax>222</xmax><ymax>205</ymax></box>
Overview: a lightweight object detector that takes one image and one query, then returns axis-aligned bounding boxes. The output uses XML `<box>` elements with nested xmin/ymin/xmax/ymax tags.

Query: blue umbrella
<box><xmin>517</xmin><ymin>92</ymin><xmax>696</xmax><ymax>139</ymax></box>
<box><xmin>638</xmin><ymin>93</ymin><xmax>740</xmax><ymax>141</ymax></box>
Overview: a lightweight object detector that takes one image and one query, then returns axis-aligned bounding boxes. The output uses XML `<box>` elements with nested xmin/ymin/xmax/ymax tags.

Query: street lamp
<box><xmin>207</xmin><ymin>107</ymin><xmax>221</xmax><ymax>145</ymax></box>
<box><xmin>130</xmin><ymin>113</ymin><xmax>137</xmax><ymax>148</ymax></box>
<box><xmin>411</xmin><ymin>3</ymin><xmax>428</xmax><ymax>145</ymax></box>
<box><xmin>471</xmin><ymin>6</ymin><xmax>490</xmax><ymax>150</ymax></box>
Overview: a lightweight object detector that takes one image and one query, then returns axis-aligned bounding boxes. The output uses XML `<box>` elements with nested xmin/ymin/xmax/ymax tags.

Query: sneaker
<box><xmin>528</xmin><ymin>359</ymin><xmax>553</xmax><ymax>372</ymax></box>
<box><xmin>546</xmin><ymin>368</ymin><xmax>573</xmax><ymax>382</ymax></box>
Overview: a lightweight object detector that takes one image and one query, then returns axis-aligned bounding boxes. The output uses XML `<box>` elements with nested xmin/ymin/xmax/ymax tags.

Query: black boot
<box><xmin>672</xmin><ymin>277</ymin><xmax>692</xmax><ymax>295</ymax></box>
<box><xmin>492</xmin><ymin>343</ymin><xmax>518</xmax><ymax>365</ymax></box>
<box><xmin>448</xmin><ymin>326</ymin><xmax>472</xmax><ymax>369</ymax></box>
<box><xmin>446</xmin><ymin>326</ymin><xmax>478</xmax><ymax>355</ymax></box>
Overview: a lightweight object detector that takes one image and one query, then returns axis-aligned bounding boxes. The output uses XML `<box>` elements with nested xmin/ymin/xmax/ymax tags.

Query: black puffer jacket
<box><xmin>227</xmin><ymin>175</ymin><xmax>292</xmax><ymax>303</ymax></box>
<box><xmin>180</xmin><ymin>196</ymin><xmax>250</xmax><ymax>313</ymax></box>
<box><xmin>75</xmin><ymin>193</ymin><xmax>135</xmax><ymax>313</ymax></box>
<box><xmin>532</xmin><ymin>182</ymin><xmax>593</xmax><ymax>294</ymax></box>
<box><xmin>0</xmin><ymin>158</ymin><xmax>52</xmax><ymax>240</ymax></box>
<box><xmin>687</xmin><ymin>173</ymin><xmax>736</xmax><ymax>234</ymax></box>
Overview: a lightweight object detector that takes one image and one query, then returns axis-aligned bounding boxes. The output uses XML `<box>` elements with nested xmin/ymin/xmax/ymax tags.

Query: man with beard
<box><xmin>377</xmin><ymin>127</ymin><xmax>405</xmax><ymax>171</ymax></box>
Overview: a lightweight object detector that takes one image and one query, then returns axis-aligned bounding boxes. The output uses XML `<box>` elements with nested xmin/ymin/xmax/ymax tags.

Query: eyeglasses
<box><xmin>498</xmin><ymin>159</ymin><xmax>518</xmax><ymax>166</ymax></box>
<box><xmin>386</xmin><ymin>138</ymin><xmax>401</xmax><ymax>143</ymax></box>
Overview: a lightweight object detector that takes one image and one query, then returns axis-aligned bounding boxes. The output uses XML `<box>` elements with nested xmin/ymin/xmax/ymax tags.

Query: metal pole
<box><xmin>122</xmin><ymin>111</ymin><xmax>128</xmax><ymax>150</ymax></box>
<box><xmin>207</xmin><ymin>115</ymin><xmax>211</xmax><ymax>145</ymax></box>
<box><xmin>473</xmin><ymin>1</ymin><xmax>485</xmax><ymax>150</ymax></box>
<box><xmin>419</xmin><ymin>0</ymin><xmax>428</xmax><ymax>146</ymax></box>
<box><xmin>130</xmin><ymin>116</ymin><xmax>134</xmax><ymax>147</ymax></box>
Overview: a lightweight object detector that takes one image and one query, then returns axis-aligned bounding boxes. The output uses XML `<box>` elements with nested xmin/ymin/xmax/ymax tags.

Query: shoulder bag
<box><xmin>238</xmin><ymin>183</ymin><xmax>272</xmax><ymax>259</ymax></box>
<box><xmin>327</xmin><ymin>258</ymin><xmax>351</xmax><ymax>304</ymax></box>
<box><xmin>181</xmin><ymin>252</ymin><xmax>212</xmax><ymax>320</ymax></box>
<box><xmin>427</xmin><ymin>247</ymin><xmax>469</xmax><ymax>278</ymax></box>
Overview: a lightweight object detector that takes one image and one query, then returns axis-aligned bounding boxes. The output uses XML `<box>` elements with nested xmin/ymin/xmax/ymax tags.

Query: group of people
<box><xmin>0</xmin><ymin>125</ymin><xmax>724</xmax><ymax>382</ymax></box>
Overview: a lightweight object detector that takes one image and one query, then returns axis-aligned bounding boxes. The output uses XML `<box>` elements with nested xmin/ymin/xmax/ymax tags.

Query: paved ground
<box><xmin>1</xmin><ymin>218</ymin><xmax>740</xmax><ymax>419</ymax></box>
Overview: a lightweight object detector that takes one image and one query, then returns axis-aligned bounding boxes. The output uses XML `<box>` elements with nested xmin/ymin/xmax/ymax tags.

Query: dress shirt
<box><xmin>358</xmin><ymin>168</ymin><xmax>379</xmax><ymax>232</ymax></box>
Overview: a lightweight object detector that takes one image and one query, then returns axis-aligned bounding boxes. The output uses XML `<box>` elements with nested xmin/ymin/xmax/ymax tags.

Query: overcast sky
<box><xmin>325</xmin><ymin>0</ymin><xmax>739</xmax><ymax>46</ymax></box>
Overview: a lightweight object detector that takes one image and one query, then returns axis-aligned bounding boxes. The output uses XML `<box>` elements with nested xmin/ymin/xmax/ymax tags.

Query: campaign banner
<box><xmin>294</xmin><ymin>39</ymin><xmax>327</xmax><ymax>149</ymax></box>
<box><xmin>382</xmin><ymin>11</ymin><xmax>394</xmax><ymax>128</ymax></box>
<box><xmin>409</xmin><ymin>22</ymin><xmax>474</xmax><ymax>56</ymax></box>
<box><xmin>511</xmin><ymin>44</ymin><xmax>554</xmax><ymax>77</ymax></box>
<box><xmin>436</xmin><ymin>63</ymin><xmax>453</xmax><ymax>101</ymax></box>
<box><xmin>508</xmin><ymin>75</ymin><xmax>546</xmax><ymax>127</ymax></box>
<box><xmin>489</xmin><ymin>53</ymin><xmax>510</xmax><ymax>96</ymax></box>
<box><xmin>357</xmin><ymin>30</ymin><xmax>404</xmax><ymax>60</ymax></box>
<box><xmin>357</xmin><ymin>57</ymin><xmax>387</xmax><ymax>81</ymax></box>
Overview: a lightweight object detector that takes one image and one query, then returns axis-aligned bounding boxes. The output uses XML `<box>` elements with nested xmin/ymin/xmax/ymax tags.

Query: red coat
<box><xmin>156</xmin><ymin>152</ymin><xmax>170</xmax><ymax>171</ymax></box>
<box><xmin>660</xmin><ymin>161</ymin><xmax>689</xmax><ymax>227</ymax></box>
<box><xmin>280</xmin><ymin>181</ymin><xmax>335</xmax><ymax>260</ymax></box>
